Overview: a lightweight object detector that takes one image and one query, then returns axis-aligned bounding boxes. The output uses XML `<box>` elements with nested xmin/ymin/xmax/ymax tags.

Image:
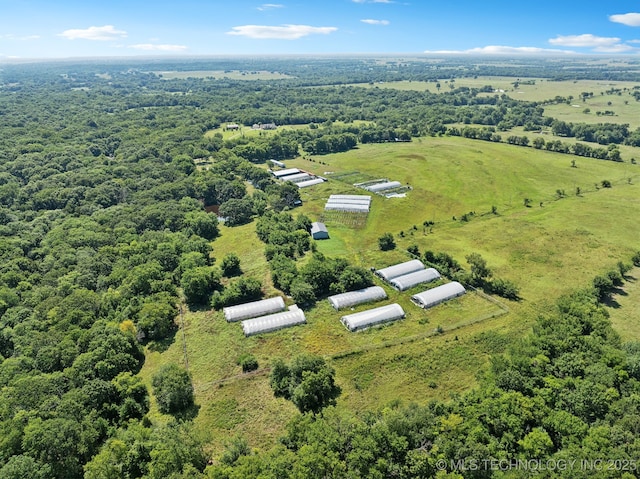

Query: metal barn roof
<box><xmin>411</xmin><ymin>282</ymin><xmax>466</xmax><ymax>309</ymax></box>
<box><xmin>223</xmin><ymin>296</ymin><xmax>286</xmax><ymax>322</ymax></box>
<box><xmin>327</xmin><ymin>285</ymin><xmax>387</xmax><ymax>310</ymax></box>
<box><xmin>340</xmin><ymin>303</ymin><xmax>405</xmax><ymax>332</ymax></box>
<box><xmin>375</xmin><ymin>259</ymin><xmax>425</xmax><ymax>282</ymax></box>
<box><xmin>389</xmin><ymin>268</ymin><xmax>441</xmax><ymax>291</ymax></box>
<box><xmin>311</xmin><ymin>222</ymin><xmax>329</xmax><ymax>239</ymax></box>
<box><xmin>241</xmin><ymin>309</ymin><xmax>306</xmax><ymax>336</ymax></box>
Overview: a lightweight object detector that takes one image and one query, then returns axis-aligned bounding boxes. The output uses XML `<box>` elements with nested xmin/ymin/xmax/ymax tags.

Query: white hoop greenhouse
<box><xmin>375</xmin><ymin>259</ymin><xmax>425</xmax><ymax>282</ymax></box>
<box><xmin>223</xmin><ymin>296</ymin><xmax>286</xmax><ymax>322</ymax></box>
<box><xmin>327</xmin><ymin>285</ymin><xmax>387</xmax><ymax>310</ymax></box>
<box><xmin>364</xmin><ymin>181</ymin><xmax>402</xmax><ymax>192</ymax></box>
<box><xmin>297</xmin><ymin>178</ymin><xmax>325</xmax><ymax>188</ymax></box>
<box><xmin>340</xmin><ymin>303</ymin><xmax>405</xmax><ymax>332</ymax></box>
<box><xmin>241</xmin><ymin>309</ymin><xmax>306</xmax><ymax>336</ymax></box>
<box><xmin>411</xmin><ymin>282</ymin><xmax>466</xmax><ymax>309</ymax></box>
<box><xmin>389</xmin><ymin>268</ymin><xmax>441</xmax><ymax>291</ymax></box>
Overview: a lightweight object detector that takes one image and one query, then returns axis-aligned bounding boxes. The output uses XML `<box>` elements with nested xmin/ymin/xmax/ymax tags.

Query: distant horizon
<box><xmin>2</xmin><ymin>51</ymin><xmax>640</xmax><ymax>66</ymax></box>
<box><xmin>2</xmin><ymin>1</ymin><xmax>640</xmax><ymax>60</ymax></box>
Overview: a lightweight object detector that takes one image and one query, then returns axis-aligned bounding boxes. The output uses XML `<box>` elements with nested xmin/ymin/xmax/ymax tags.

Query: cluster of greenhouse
<box><xmin>324</xmin><ymin>194</ymin><xmax>371</xmax><ymax>212</ymax></box>
<box><xmin>389</xmin><ymin>268</ymin><xmax>441</xmax><ymax>291</ymax></box>
<box><xmin>223</xmin><ymin>296</ymin><xmax>285</xmax><ymax>322</ymax></box>
<box><xmin>241</xmin><ymin>308</ymin><xmax>307</xmax><ymax>337</ymax></box>
<box><xmin>340</xmin><ymin>303</ymin><xmax>405</xmax><ymax>332</ymax></box>
<box><xmin>411</xmin><ymin>282</ymin><xmax>466</xmax><ymax>309</ymax></box>
<box><xmin>271</xmin><ymin>167</ymin><xmax>326</xmax><ymax>188</ymax></box>
<box><xmin>327</xmin><ymin>285</ymin><xmax>387</xmax><ymax>310</ymax></box>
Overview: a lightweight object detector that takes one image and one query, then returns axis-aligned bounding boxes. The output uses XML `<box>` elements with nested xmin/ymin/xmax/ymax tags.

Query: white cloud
<box><xmin>59</xmin><ymin>25</ymin><xmax>127</xmax><ymax>41</ymax></box>
<box><xmin>0</xmin><ymin>34</ymin><xmax>40</xmax><ymax>40</ymax></box>
<box><xmin>424</xmin><ymin>45</ymin><xmax>576</xmax><ymax>55</ymax></box>
<box><xmin>361</xmin><ymin>19</ymin><xmax>390</xmax><ymax>25</ymax></box>
<box><xmin>593</xmin><ymin>43</ymin><xmax>636</xmax><ymax>53</ymax></box>
<box><xmin>257</xmin><ymin>3</ymin><xmax>284</xmax><ymax>10</ymax></box>
<box><xmin>129</xmin><ymin>43</ymin><xmax>188</xmax><ymax>52</ymax></box>
<box><xmin>227</xmin><ymin>24</ymin><xmax>337</xmax><ymax>39</ymax></box>
<box><xmin>609</xmin><ymin>13</ymin><xmax>640</xmax><ymax>27</ymax></box>
<box><xmin>548</xmin><ymin>33</ymin><xmax>620</xmax><ymax>48</ymax></box>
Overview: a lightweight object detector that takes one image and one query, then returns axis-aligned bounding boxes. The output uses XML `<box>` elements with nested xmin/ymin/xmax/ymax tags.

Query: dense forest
<box><xmin>0</xmin><ymin>57</ymin><xmax>639</xmax><ymax>478</ymax></box>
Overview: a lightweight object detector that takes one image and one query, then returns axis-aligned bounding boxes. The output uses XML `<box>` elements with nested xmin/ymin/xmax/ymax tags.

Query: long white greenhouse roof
<box><xmin>223</xmin><ymin>296</ymin><xmax>286</xmax><ymax>322</ymax></box>
<box><xmin>272</xmin><ymin>168</ymin><xmax>301</xmax><ymax>178</ymax></box>
<box><xmin>390</xmin><ymin>268</ymin><xmax>441</xmax><ymax>291</ymax></box>
<box><xmin>241</xmin><ymin>309</ymin><xmax>306</xmax><ymax>336</ymax></box>
<box><xmin>329</xmin><ymin>194</ymin><xmax>372</xmax><ymax>201</ymax></box>
<box><xmin>297</xmin><ymin>178</ymin><xmax>325</xmax><ymax>188</ymax></box>
<box><xmin>364</xmin><ymin>181</ymin><xmax>402</xmax><ymax>192</ymax></box>
<box><xmin>327</xmin><ymin>285</ymin><xmax>387</xmax><ymax>310</ymax></box>
<box><xmin>340</xmin><ymin>303</ymin><xmax>405</xmax><ymax>332</ymax></box>
<box><xmin>284</xmin><ymin>172</ymin><xmax>313</xmax><ymax>183</ymax></box>
<box><xmin>375</xmin><ymin>259</ymin><xmax>425</xmax><ymax>282</ymax></box>
<box><xmin>324</xmin><ymin>203</ymin><xmax>370</xmax><ymax>212</ymax></box>
<box><xmin>325</xmin><ymin>198</ymin><xmax>372</xmax><ymax>205</ymax></box>
<box><xmin>411</xmin><ymin>282</ymin><xmax>466</xmax><ymax>309</ymax></box>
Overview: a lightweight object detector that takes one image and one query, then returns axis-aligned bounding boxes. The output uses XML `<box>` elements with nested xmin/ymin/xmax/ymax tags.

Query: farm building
<box><xmin>311</xmin><ymin>222</ymin><xmax>329</xmax><ymax>240</ymax></box>
<box><xmin>340</xmin><ymin>303</ymin><xmax>405</xmax><ymax>332</ymax></box>
<box><xmin>375</xmin><ymin>259</ymin><xmax>425</xmax><ymax>282</ymax></box>
<box><xmin>283</xmin><ymin>172</ymin><xmax>313</xmax><ymax>183</ymax></box>
<box><xmin>223</xmin><ymin>296</ymin><xmax>286</xmax><ymax>322</ymax></box>
<box><xmin>364</xmin><ymin>181</ymin><xmax>402</xmax><ymax>193</ymax></box>
<box><xmin>389</xmin><ymin>268</ymin><xmax>441</xmax><ymax>291</ymax></box>
<box><xmin>241</xmin><ymin>308</ymin><xmax>306</xmax><ymax>337</ymax></box>
<box><xmin>297</xmin><ymin>178</ymin><xmax>326</xmax><ymax>188</ymax></box>
<box><xmin>411</xmin><ymin>282</ymin><xmax>466</xmax><ymax>309</ymax></box>
<box><xmin>327</xmin><ymin>285</ymin><xmax>387</xmax><ymax>310</ymax></box>
<box><xmin>272</xmin><ymin>168</ymin><xmax>300</xmax><ymax>178</ymax></box>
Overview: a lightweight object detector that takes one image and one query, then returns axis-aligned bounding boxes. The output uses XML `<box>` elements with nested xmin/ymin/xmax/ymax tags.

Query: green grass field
<box><xmin>140</xmin><ymin>136</ymin><xmax>640</xmax><ymax>454</ymax></box>
<box><xmin>351</xmin><ymin>77</ymin><xmax>640</xmax><ymax>131</ymax></box>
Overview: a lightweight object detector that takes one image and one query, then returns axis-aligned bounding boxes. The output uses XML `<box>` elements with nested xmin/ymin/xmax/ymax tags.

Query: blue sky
<box><xmin>2</xmin><ymin>0</ymin><xmax>640</xmax><ymax>59</ymax></box>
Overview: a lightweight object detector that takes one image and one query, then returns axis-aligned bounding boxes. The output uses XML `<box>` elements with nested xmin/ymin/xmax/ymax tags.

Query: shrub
<box><xmin>378</xmin><ymin>233</ymin><xmax>396</xmax><ymax>251</ymax></box>
<box><xmin>152</xmin><ymin>363</ymin><xmax>194</xmax><ymax>415</ymax></box>
<box><xmin>237</xmin><ymin>353</ymin><xmax>259</xmax><ymax>373</ymax></box>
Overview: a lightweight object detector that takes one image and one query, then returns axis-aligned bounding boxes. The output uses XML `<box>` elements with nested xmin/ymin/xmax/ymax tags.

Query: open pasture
<box><xmin>351</xmin><ymin>76</ymin><xmax>640</xmax><ymax>104</ymax></box>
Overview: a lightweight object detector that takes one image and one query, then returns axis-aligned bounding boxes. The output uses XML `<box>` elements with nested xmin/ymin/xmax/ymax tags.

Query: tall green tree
<box><xmin>269</xmin><ymin>354</ymin><xmax>341</xmax><ymax>414</ymax></box>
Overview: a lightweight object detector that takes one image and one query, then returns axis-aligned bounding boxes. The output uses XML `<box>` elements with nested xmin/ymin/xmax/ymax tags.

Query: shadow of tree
<box><xmin>146</xmin><ymin>328</ymin><xmax>178</xmax><ymax>353</ymax></box>
<box><xmin>172</xmin><ymin>402</ymin><xmax>201</xmax><ymax>422</ymax></box>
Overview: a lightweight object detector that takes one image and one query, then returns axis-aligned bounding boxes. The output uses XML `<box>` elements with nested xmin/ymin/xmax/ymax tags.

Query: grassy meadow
<box><xmin>353</xmin><ymin>77</ymin><xmax>640</xmax><ymax>130</ymax></box>
<box><xmin>141</xmin><ymin>136</ymin><xmax>640</xmax><ymax>454</ymax></box>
